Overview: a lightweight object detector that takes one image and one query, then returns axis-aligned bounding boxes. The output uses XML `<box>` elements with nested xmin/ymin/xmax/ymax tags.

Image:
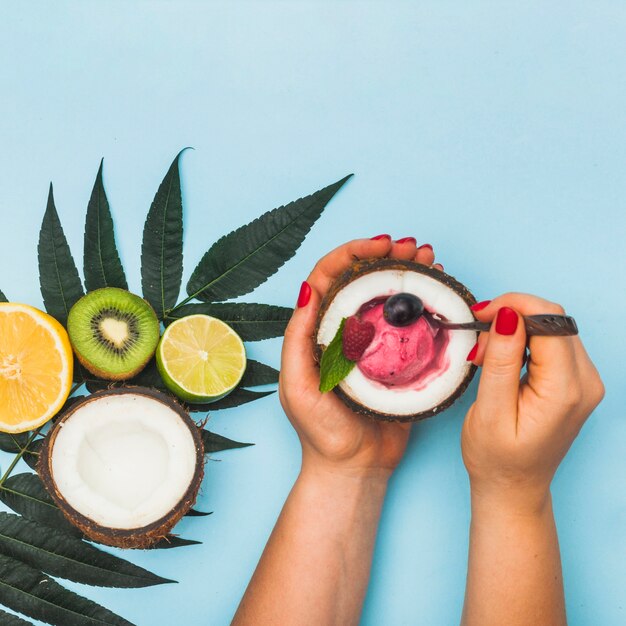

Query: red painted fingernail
<box><xmin>471</xmin><ymin>300</ymin><xmax>492</xmax><ymax>312</ymax></box>
<box><xmin>395</xmin><ymin>237</ymin><xmax>417</xmax><ymax>244</ymax></box>
<box><xmin>417</xmin><ymin>243</ymin><xmax>433</xmax><ymax>251</ymax></box>
<box><xmin>297</xmin><ymin>281</ymin><xmax>311</xmax><ymax>307</ymax></box>
<box><xmin>370</xmin><ymin>234</ymin><xmax>391</xmax><ymax>241</ymax></box>
<box><xmin>495</xmin><ymin>307</ymin><xmax>518</xmax><ymax>335</ymax></box>
<box><xmin>466</xmin><ymin>342</ymin><xmax>478</xmax><ymax>361</ymax></box>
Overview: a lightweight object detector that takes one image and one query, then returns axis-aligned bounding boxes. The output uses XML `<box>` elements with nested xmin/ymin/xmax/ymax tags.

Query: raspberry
<box><xmin>342</xmin><ymin>316</ymin><xmax>375</xmax><ymax>361</ymax></box>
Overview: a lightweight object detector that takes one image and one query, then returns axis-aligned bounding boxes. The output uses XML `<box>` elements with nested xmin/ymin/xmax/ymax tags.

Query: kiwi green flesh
<box><xmin>68</xmin><ymin>288</ymin><xmax>160</xmax><ymax>380</ymax></box>
<box><xmin>37</xmin><ymin>387</ymin><xmax>205</xmax><ymax>549</ymax></box>
<box><xmin>314</xmin><ymin>257</ymin><xmax>478</xmax><ymax>422</ymax></box>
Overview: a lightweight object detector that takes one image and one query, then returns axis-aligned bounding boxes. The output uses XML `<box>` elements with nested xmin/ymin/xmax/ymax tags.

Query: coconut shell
<box><xmin>314</xmin><ymin>257</ymin><xmax>478</xmax><ymax>423</ymax></box>
<box><xmin>37</xmin><ymin>387</ymin><xmax>205</xmax><ymax>549</ymax></box>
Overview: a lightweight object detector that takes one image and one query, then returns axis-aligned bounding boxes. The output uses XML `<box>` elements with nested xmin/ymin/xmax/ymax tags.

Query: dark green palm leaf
<box><xmin>83</xmin><ymin>160</ymin><xmax>128</xmax><ymax>291</ymax></box>
<box><xmin>0</xmin><ymin>553</ymin><xmax>134</xmax><ymax>626</ymax></box>
<box><xmin>38</xmin><ymin>185</ymin><xmax>84</xmax><ymax>326</ymax></box>
<box><xmin>0</xmin><ymin>607</ymin><xmax>35</xmax><ymax>625</ymax></box>
<box><xmin>201</xmin><ymin>430</ymin><xmax>253</xmax><ymax>453</ymax></box>
<box><xmin>165</xmin><ymin>302</ymin><xmax>292</xmax><ymax>341</ymax></box>
<box><xmin>148</xmin><ymin>536</ymin><xmax>201</xmax><ymax>550</ymax></box>
<box><xmin>188</xmin><ymin>388</ymin><xmax>275</xmax><ymax>412</ymax></box>
<box><xmin>0</xmin><ymin>474</ymin><xmax>82</xmax><ymax>539</ymax></box>
<box><xmin>141</xmin><ymin>152</ymin><xmax>185</xmax><ymax>318</ymax></box>
<box><xmin>0</xmin><ymin>289</ymin><xmax>7</xmax><ymax>302</ymax></box>
<box><xmin>0</xmin><ymin>512</ymin><xmax>173</xmax><ymax>588</ymax></box>
<box><xmin>240</xmin><ymin>360</ymin><xmax>279</xmax><ymax>387</ymax></box>
<box><xmin>186</xmin><ymin>175</ymin><xmax>352</xmax><ymax>302</ymax></box>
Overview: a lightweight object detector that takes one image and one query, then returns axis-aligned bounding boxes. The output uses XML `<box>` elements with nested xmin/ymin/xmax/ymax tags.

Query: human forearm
<box><xmin>461</xmin><ymin>491</ymin><xmax>566</xmax><ymax>626</ymax></box>
<box><xmin>232</xmin><ymin>465</ymin><xmax>389</xmax><ymax>626</ymax></box>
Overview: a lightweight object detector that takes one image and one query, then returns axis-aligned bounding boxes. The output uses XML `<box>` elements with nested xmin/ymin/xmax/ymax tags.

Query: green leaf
<box><xmin>240</xmin><ymin>360</ymin><xmax>279</xmax><ymax>387</ymax></box>
<box><xmin>165</xmin><ymin>302</ymin><xmax>292</xmax><ymax>341</ymax></box>
<box><xmin>0</xmin><ymin>512</ymin><xmax>172</xmax><ymax>588</ymax></box>
<box><xmin>84</xmin><ymin>361</ymin><xmax>166</xmax><ymax>394</ymax></box>
<box><xmin>188</xmin><ymin>388</ymin><xmax>275</xmax><ymax>412</ymax></box>
<box><xmin>38</xmin><ymin>184</ymin><xmax>84</xmax><ymax>326</ymax></box>
<box><xmin>186</xmin><ymin>175</ymin><xmax>352</xmax><ymax>302</ymax></box>
<box><xmin>22</xmin><ymin>440</ymin><xmax>42</xmax><ymax>471</ymax></box>
<box><xmin>201</xmin><ymin>430</ymin><xmax>253</xmax><ymax>453</ymax></box>
<box><xmin>148</xmin><ymin>536</ymin><xmax>200</xmax><ymax>550</ymax></box>
<box><xmin>0</xmin><ymin>553</ymin><xmax>134</xmax><ymax>626</ymax></box>
<box><xmin>0</xmin><ymin>607</ymin><xmax>35</xmax><ymax>625</ymax></box>
<box><xmin>141</xmin><ymin>152</ymin><xmax>185</xmax><ymax>319</ymax></box>
<box><xmin>0</xmin><ymin>289</ymin><xmax>7</xmax><ymax>302</ymax></box>
<box><xmin>186</xmin><ymin>509</ymin><xmax>212</xmax><ymax>517</ymax></box>
<box><xmin>83</xmin><ymin>160</ymin><xmax>128</xmax><ymax>291</ymax></box>
<box><xmin>0</xmin><ymin>433</ymin><xmax>31</xmax><ymax>455</ymax></box>
<box><xmin>0</xmin><ymin>474</ymin><xmax>82</xmax><ymax>539</ymax></box>
<box><xmin>319</xmin><ymin>318</ymin><xmax>355</xmax><ymax>392</ymax></box>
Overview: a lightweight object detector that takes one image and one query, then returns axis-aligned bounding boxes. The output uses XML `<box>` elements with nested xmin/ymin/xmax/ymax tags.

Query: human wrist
<box><xmin>469</xmin><ymin>481</ymin><xmax>552</xmax><ymax>520</ymax></box>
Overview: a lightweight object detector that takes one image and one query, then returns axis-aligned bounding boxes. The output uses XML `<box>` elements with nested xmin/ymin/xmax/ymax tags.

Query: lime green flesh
<box><xmin>156</xmin><ymin>315</ymin><xmax>246</xmax><ymax>403</ymax></box>
<box><xmin>67</xmin><ymin>288</ymin><xmax>160</xmax><ymax>378</ymax></box>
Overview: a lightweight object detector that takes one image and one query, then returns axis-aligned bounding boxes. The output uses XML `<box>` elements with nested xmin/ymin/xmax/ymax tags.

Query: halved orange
<box><xmin>0</xmin><ymin>303</ymin><xmax>73</xmax><ymax>433</ymax></box>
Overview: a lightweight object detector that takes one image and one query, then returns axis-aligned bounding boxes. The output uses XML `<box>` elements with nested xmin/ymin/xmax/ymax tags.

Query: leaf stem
<box><xmin>0</xmin><ymin>428</ymin><xmax>41</xmax><ymax>487</ymax></box>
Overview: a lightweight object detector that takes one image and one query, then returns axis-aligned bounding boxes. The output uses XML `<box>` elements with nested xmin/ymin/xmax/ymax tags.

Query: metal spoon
<box><xmin>431</xmin><ymin>313</ymin><xmax>578</xmax><ymax>336</ymax></box>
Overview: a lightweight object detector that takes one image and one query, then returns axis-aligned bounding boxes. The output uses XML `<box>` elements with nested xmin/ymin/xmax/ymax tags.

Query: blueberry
<box><xmin>383</xmin><ymin>293</ymin><xmax>425</xmax><ymax>327</ymax></box>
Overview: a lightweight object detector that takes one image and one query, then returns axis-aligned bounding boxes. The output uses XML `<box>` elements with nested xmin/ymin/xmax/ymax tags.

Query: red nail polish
<box><xmin>471</xmin><ymin>300</ymin><xmax>492</xmax><ymax>312</ymax></box>
<box><xmin>495</xmin><ymin>307</ymin><xmax>518</xmax><ymax>335</ymax></box>
<box><xmin>417</xmin><ymin>243</ymin><xmax>433</xmax><ymax>251</ymax></box>
<box><xmin>395</xmin><ymin>236</ymin><xmax>417</xmax><ymax>245</ymax></box>
<box><xmin>466</xmin><ymin>342</ymin><xmax>478</xmax><ymax>361</ymax></box>
<box><xmin>437</xmin><ymin>264</ymin><xmax>444</xmax><ymax>271</ymax></box>
<box><xmin>370</xmin><ymin>234</ymin><xmax>391</xmax><ymax>241</ymax></box>
<box><xmin>297</xmin><ymin>281</ymin><xmax>311</xmax><ymax>307</ymax></box>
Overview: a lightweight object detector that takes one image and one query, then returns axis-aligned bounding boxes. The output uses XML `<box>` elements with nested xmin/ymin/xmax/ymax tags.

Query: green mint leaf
<box><xmin>141</xmin><ymin>151</ymin><xmax>185</xmax><ymax>319</ymax></box>
<box><xmin>319</xmin><ymin>318</ymin><xmax>356</xmax><ymax>392</ymax></box>
<box><xmin>83</xmin><ymin>159</ymin><xmax>128</xmax><ymax>291</ymax></box>
<box><xmin>186</xmin><ymin>175</ymin><xmax>352</xmax><ymax>302</ymax></box>
<box><xmin>37</xmin><ymin>184</ymin><xmax>84</xmax><ymax>326</ymax></box>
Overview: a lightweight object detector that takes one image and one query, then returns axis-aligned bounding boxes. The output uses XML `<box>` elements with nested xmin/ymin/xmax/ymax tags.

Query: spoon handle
<box><xmin>440</xmin><ymin>314</ymin><xmax>578</xmax><ymax>336</ymax></box>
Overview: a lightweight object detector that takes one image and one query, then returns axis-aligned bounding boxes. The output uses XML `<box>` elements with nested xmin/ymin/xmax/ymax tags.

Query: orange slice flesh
<box><xmin>0</xmin><ymin>303</ymin><xmax>73</xmax><ymax>433</ymax></box>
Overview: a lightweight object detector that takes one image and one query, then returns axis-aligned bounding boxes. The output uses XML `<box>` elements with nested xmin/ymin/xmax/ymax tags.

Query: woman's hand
<box><xmin>461</xmin><ymin>293</ymin><xmax>604</xmax><ymax>626</ymax></box>
<box><xmin>234</xmin><ymin>236</ymin><xmax>439</xmax><ymax>626</ymax></box>
<box><xmin>279</xmin><ymin>235</ymin><xmax>437</xmax><ymax>479</ymax></box>
<box><xmin>462</xmin><ymin>293</ymin><xmax>605</xmax><ymax>512</ymax></box>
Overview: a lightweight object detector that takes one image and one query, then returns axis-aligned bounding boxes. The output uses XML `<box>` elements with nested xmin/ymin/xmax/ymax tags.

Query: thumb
<box><xmin>280</xmin><ymin>281</ymin><xmax>322</xmax><ymax>389</ymax></box>
<box><xmin>474</xmin><ymin>306</ymin><xmax>526</xmax><ymax>427</ymax></box>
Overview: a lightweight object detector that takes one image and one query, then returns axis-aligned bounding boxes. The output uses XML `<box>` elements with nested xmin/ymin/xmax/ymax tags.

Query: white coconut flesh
<box><xmin>317</xmin><ymin>269</ymin><xmax>476</xmax><ymax>416</ymax></box>
<box><xmin>50</xmin><ymin>393</ymin><xmax>198</xmax><ymax>530</ymax></box>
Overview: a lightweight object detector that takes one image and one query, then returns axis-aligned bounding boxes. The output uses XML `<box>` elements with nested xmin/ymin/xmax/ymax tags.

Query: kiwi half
<box><xmin>67</xmin><ymin>288</ymin><xmax>160</xmax><ymax>380</ymax></box>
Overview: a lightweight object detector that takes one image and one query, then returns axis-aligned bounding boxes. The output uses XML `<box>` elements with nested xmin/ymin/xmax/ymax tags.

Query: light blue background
<box><xmin>1</xmin><ymin>2</ymin><xmax>624</xmax><ymax>625</ymax></box>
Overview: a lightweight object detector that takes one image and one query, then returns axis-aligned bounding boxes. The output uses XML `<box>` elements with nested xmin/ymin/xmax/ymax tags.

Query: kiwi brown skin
<box><xmin>37</xmin><ymin>387</ymin><xmax>205</xmax><ymax>549</ymax></box>
<box><xmin>68</xmin><ymin>288</ymin><xmax>160</xmax><ymax>381</ymax></box>
<box><xmin>314</xmin><ymin>257</ymin><xmax>478</xmax><ymax>423</ymax></box>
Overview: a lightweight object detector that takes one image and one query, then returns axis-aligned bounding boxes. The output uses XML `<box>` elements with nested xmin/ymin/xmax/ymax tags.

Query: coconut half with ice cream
<box><xmin>315</xmin><ymin>257</ymin><xmax>478</xmax><ymax>422</ymax></box>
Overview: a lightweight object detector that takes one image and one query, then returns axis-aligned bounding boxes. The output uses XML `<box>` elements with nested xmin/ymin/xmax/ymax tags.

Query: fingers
<box><xmin>306</xmin><ymin>237</ymin><xmax>393</xmax><ymax>294</ymax></box>
<box><xmin>415</xmin><ymin>243</ymin><xmax>435</xmax><ymax>266</ymax></box>
<box><xmin>389</xmin><ymin>237</ymin><xmax>418</xmax><ymax>260</ymax></box>
<box><xmin>470</xmin><ymin>293</ymin><xmax>578</xmax><ymax>396</ymax></box>
<box><xmin>474</xmin><ymin>306</ymin><xmax>527</xmax><ymax>429</ymax></box>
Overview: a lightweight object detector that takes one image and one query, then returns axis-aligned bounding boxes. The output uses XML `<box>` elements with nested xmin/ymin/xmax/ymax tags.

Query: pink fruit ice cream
<box><xmin>354</xmin><ymin>298</ymin><xmax>450</xmax><ymax>389</ymax></box>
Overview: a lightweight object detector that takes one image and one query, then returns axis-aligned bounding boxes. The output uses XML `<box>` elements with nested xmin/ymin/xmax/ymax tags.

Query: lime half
<box><xmin>157</xmin><ymin>315</ymin><xmax>246</xmax><ymax>403</ymax></box>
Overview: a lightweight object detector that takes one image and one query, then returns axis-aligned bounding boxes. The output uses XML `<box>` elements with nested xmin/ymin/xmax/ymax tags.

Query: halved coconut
<box><xmin>38</xmin><ymin>387</ymin><xmax>204</xmax><ymax>548</ymax></box>
<box><xmin>315</xmin><ymin>258</ymin><xmax>478</xmax><ymax>422</ymax></box>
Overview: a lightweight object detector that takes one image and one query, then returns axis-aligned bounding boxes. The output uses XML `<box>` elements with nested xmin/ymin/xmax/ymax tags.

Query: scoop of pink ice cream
<box><xmin>356</xmin><ymin>301</ymin><xmax>448</xmax><ymax>387</ymax></box>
